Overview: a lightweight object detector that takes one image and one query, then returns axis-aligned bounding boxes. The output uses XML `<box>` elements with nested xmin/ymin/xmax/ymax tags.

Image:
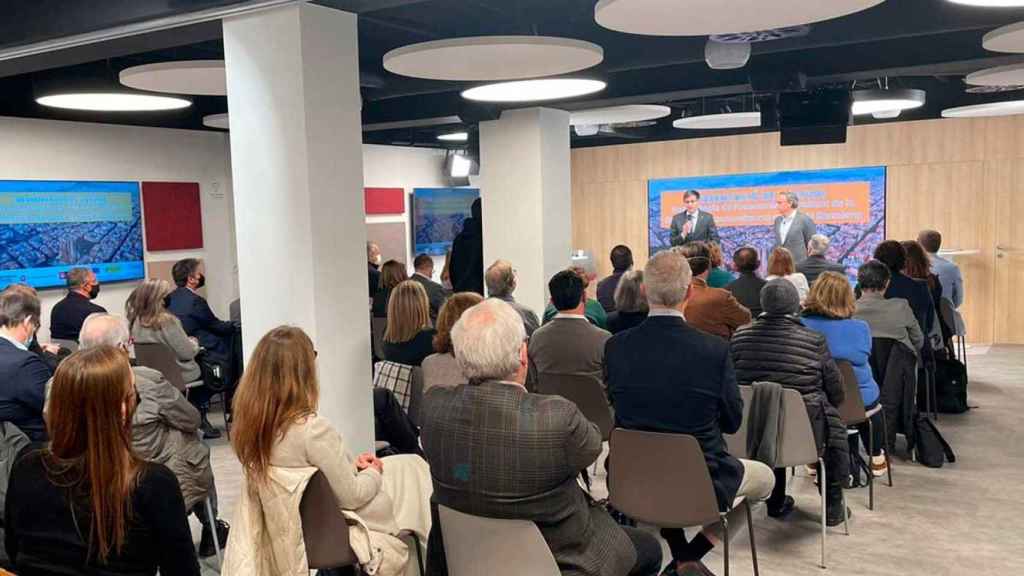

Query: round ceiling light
<box><xmin>966</xmin><ymin>83</ymin><xmax>1024</xmax><ymax>93</ymax></box>
<box><xmin>569</xmin><ymin>105</ymin><xmax>671</xmax><ymax>126</ymax></box>
<box><xmin>383</xmin><ymin>36</ymin><xmax>603</xmax><ymax>81</ymax></box>
<box><xmin>437</xmin><ymin>131</ymin><xmax>468</xmax><ymax>141</ymax></box>
<box><xmin>119</xmin><ymin>60</ymin><xmax>226</xmax><ymax>96</ymax></box>
<box><xmin>461</xmin><ymin>79</ymin><xmax>606</xmax><ymax>103</ymax></box>
<box><xmin>983</xmin><ymin>21</ymin><xmax>1024</xmax><ymax>53</ymax></box>
<box><xmin>851</xmin><ymin>89</ymin><xmax>926</xmax><ymax>115</ymax></box>
<box><xmin>947</xmin><ymin>0</ymin><xmax>1024</xmax><ymax>6</ymax></box>
<box><xmin>942</xmin><ymin>100</ymin><xmax>1024</xmax><ymax>118</ymax></box>
<box><xmin>594</xmin><ymin>0</ymin><xmax>884</xmax><ymax>36</ymax></box>
<box><xmin>966</xmin><ymin>62</ymin><xmax>1024</xmax><ymax>87</ymax></box>
<box><xmin>673</xmin><ymin>111</ymin><xmax>762</xmax><ymax>130</ymax></box>
<box><xmin>203</xmin><ymin>113</ymin><xmax>229</xmax><ymax>130</ymax></box>
<box><xmin>872</xmin><ymin>109</ymin><xmax>902</xmax><ymax>119</ymax></box>
<box><xmin>36</xmin><ymin>93</ymin><xmax>191</xmax><ymax>112</ymax></box>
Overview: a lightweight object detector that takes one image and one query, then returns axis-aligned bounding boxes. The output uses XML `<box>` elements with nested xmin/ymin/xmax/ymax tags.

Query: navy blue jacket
<box><xmin>49</xmin><ymin>292</ymin><xmax>107</xmax><ymax>341</ymax></box>
<box><xmin>166</xmin><ymin>287</ymin><xmax>234</xmax><ymax>358</ymax></box>
<box><xmin>884</xmin><ymin>271</ymin><xmax>935</xmax><ymax>348</ymax></box>
<box><xmin>0</xmin><ymin>338</ymin><xmax>52</xmax><ymax>441</ymax></box>
<box><xmin>605</xmin><ymin>315</ymin><xmax>744</xmax><ymax>510</ymax></box>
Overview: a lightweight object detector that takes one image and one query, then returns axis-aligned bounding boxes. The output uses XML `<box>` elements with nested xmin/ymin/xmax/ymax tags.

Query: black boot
<box><xmin>200</xmin><ymin>410</ymin><xmax>222</xmax><ymax>440</ymax></box>
<box><xmin>825</xmin><ymin>479</ymin><xmax>851</xmax><ymax>527</ymax></box>
<box><xmin>199</xmin><ymin>519</ymin><xmax>230</xmax><ymax>557</ymax></box>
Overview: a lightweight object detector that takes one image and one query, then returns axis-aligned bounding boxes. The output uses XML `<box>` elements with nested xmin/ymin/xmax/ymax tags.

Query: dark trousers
<box><xmin>373</xmin><ymin>387</ymin><xmax>421</xmax><ymax>456</ymax></box>
<box><xmin>767</xmin><ymin>459</ymin><xmax>843</xmax><ymax>513</ymax></box>
<box><xmin>191</xmin><ymin>483</ymin><xmax>219</xmax><ymax>529</ymax></box>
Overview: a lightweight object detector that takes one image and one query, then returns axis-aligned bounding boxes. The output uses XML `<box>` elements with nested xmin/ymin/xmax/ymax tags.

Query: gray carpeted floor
<box><xmin>199</xmin><ymin>344</ymin><xmax>1024</xmax><ymax>575</ymax></box>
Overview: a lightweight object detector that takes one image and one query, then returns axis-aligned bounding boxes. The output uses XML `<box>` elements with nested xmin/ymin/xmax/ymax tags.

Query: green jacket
<box><xmin>543</xmin><ymin>299</ymin><xmax>608</xmax><ymax>330</ymax></box>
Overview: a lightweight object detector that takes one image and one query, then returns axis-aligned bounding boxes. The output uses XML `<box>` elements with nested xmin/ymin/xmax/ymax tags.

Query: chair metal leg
<box><xmin>721</xmin><ymin>514</ymin><xmax>730</xmax><ymax>576</ymax></box>
<box><xmin>819</xmin><ymin>458</ymin><xmax>827</xmax><ymax>569</ymax></box>
<box><xmin>745</xmin><ymin>500</ymin><xmax>759</xmax><ymax>576</ymax></box>
<box><xmin>880</xmin><ymin>409</ymin><xmax>894</xmax><ymax>487</ymax></box>
<box><xmin>204</xmin><ymin>497</ymin><xmax>222</xmax><ymax>565</ymax></box>
<box><xmin>841</xmin><ymin>492</ymin><xmax>850</xmax><ymax>536</ymax></box>
<box><xmin>410</xmin><ymin>532</ymin><xmax>425</xmax><ymax>576</ymax></box>
<box><xmin>868</xmin><ymin>419</ymin><xmax>875</xmax><ymax>511</ymax></box>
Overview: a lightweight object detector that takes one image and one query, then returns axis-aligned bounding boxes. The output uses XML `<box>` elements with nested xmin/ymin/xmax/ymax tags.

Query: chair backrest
<box><xmin>438</xmin><ymin>504</ymin><xmax>560</xmax><ymax>576</ymax></box>
<box><xmin>776</xmin><ymin>388</ymin><xmax>820</xmax><ymax>467</ymax></box>
<box><xmin>133</xmin><ymin>342</ymin><xmax>186</xmax><ymax>392</ymax></box>
<box><xmin>835</xmin><ymin>360</ymin><xmax>867</xmax><ymax>425</ymax></box>
<box><xmin>536</xmin><ymin>373</ymin><xmax>613</xmax><ymax>441</ymax></box>
<box><xmin>299</xmin><ymin>471</ymin><xmax>358</xmax><ymax>569</ymax></box>
<box><xmin>608</xmin><ymin>429</ymin><xmax>720</xmax><ymax>528</ymax></box>
<box><xmin>371</xmin><ymin>317</ymin><xmax>387</xmax><ymax>360</ymax></box>
<box><xmin>938</xmin><ymin>297</ymin><xmax>966</xmax><ymax>337</ymax></box>
<box><xmin>51</xmin><ymin>338</ymin><xmax>79</xmax><ymax>352</ymax></box>
<box><xmin>407</xmin><ymin>366</ymin><xmax>424</xmax><ymax>428</ymax></box>
<box><xmin>724</xmin><ymin>385</ymin><xmax>753</xmax><ymax>458</ymax></box>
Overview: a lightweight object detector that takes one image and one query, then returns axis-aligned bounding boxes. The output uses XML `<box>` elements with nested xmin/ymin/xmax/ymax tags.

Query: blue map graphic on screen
<box><xmin>413</xmin><ymin>188</ymin><xmax>479</xmax><ymax>256</ymax></box>
<box><xmin>0</xmin><ymin>180</ymin><xmax>145</xmax><ymax>290</ymax></box>
<box><xmin>649</xmin><ymin>167</ymin><xmax>886</xmax><ymax>282</ymax></box>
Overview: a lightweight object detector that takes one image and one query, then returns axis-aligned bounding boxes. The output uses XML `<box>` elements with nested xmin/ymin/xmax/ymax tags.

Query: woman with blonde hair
<box><xmin>765</xmin><ymin>247</ymin><xmax>810</xmax><ymax>304</ymax></box>
<box><xmin>802</xmin><ymin>271</ymin><xmax>887</xmax><ymax>477</ymax></box>
<box><xmin>223</xmin><ymin>326</ymin><xmax>430</xmax><ymax>576</ymax></box>
<box><xmin>372</xmin><ymin>260</ymin><xmax>409</xmax><ymax>319</ymax></box>
<box><xmin>5</xmin><ymin>346</ymin><xmax>200</xmax><ymax>575</ymax></box>
<box><xmin>421</xmin><ymin>292</ymin><xmax>483</xmax><ymax>390</ymax></box>
<box><xmin>382</xmin><ymin>280</ymin><xmax>436</xmax><ymax>366</ymax></box>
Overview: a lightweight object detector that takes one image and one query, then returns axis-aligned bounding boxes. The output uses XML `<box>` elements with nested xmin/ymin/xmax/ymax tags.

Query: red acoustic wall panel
<box><xmin>365</xmin><ymin>187</ymin><xmax>405</xmax><ymax>214</ymax></box>
<box><xmin>142</xmin><ymin>181</ymin><xmax>204</xmax><ymax>251</ymax></box>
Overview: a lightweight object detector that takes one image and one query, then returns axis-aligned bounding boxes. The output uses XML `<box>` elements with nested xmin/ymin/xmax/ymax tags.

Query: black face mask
<box><xmin>88</xmin><ymin>284</ymin><xmax>100</xmax><ymax>299</ymax></box>
<box><xmin>196</xmin><ymin>274</ymin><xmax>206</xmax><ymax>289</ymax></box>
<box><xmin>163</xmin><ymin>295</ymin><xmax>172</xmax><ymax>308</ymax></box>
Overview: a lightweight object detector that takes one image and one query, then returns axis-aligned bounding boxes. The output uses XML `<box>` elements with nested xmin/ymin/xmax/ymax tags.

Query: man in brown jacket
<box><xmin>675</xmin><ymin>242</ymin><xmax>752</xmax><ymax>339</ymax></box>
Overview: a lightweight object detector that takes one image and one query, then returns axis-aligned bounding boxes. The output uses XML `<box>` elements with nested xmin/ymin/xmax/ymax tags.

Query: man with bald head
<box><xmin>485</xmin><ymin>259</ymin><xmax>539</xmax><ymax>337</ymax></box>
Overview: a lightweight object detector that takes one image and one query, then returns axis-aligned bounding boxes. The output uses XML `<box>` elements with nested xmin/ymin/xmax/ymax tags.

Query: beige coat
<box><xmin>222</xmin><ymin>415</ymin><xmax>431</xmax><ymax>576</ymax></box>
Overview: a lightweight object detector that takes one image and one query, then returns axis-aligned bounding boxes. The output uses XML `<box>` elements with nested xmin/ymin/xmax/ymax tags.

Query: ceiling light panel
<box><xmin>851</xmin><ymin>89</ymin><xmax>926</xmax><ymax>115</ymax></box>
<box><xmin>383</xmin><ymin>36</ymin><xmax>603</xmax><ymax>81</ymax></box>
<box><xmin>437</xmin><ymin>132</ymin><xmax>468</xmax><ymax>141</ymax></box>
<box><xmin>36</xmin><ymin>93</ymin><xmax>191</xmax><ymax>111</ymax></box>
<box><xmin>119</xmin><ymin>60</ymin><xmax>227</xmax><ymax>96</ymax></box>
<box><xmin>966</xmin><ymin>62</ymin><xmax>1024</xmax><ymax>87</ymax></box>
<box><xmin>203</xmin><ymin>113</ymin><xmax>229</xmax><ymax>129</ymax></box>
<box><xmin>461</xmin><ymin>79</ymin><xmax>606</xmax><ymax>103</ymax></box>
<box><xmin>569</xmin><ymin>105</ymin><xmax>671</xmax><ymax>126</ymax></box>
<box><xmin>942</xmin><ymin>100</ymin><xmax>1024</xmax><ymax>118</ymax></box>
<box><xmin>947</xmin><ymin>0</ymin><xmax>1024</xmax><ymax>6</ymax></box>
<box><xmin>673</xmin><ymin>111</ymin><xmax>762</xmax><ymax>130</ymax></box>
<box><xmin>594</xmin><ymin>0</ymin><xmax>885</xmax><ymax>36</ymax></box>
<box><xmin>983</xmin><ymin>21</ymin><xmax>1024</xmax><ymax>53</ymax></box>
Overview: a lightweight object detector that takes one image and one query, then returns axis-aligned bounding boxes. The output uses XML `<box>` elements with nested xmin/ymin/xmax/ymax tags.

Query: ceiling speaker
<box><xmin>705</xmin><ymin>40</ymin><xmax>751</xmax><ymax>70</ymax></box>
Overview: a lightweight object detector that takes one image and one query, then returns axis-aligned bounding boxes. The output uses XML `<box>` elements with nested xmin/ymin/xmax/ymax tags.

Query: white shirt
<box><xmin>0</xmin><ymin>331</ymin><xmax>28</xmax><ymax>351</ymax></box>
<box><xmin>553</xmin><ymin>313</ymin><xmax>589</xmax><ymax>321</ymax></box>
<box><xmin>779</xmin><ymin>210</ymin><xmax>797</xmax><ymax>242</ymax></box>
<box><xmin>647</xmin><ymin>308</ymin><xmax>686</xmax><ymax>321</ymax></box>
<box><xmin>684</xmin><ymin>209</ymin><xmax>700</xmax><ymax>235</ymax></box>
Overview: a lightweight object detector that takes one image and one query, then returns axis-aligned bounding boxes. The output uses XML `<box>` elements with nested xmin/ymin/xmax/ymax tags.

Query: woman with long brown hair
<box><xmin>902</xmin><ymin>239</ymin><xmax>948</xmax><ymax>347</ymax></box>
<box><xmin>422</xmin><ymin>292</ymin><xmax>483</xmax><ymax>390</ymax></box>
<box><xmin>382</xmin><ymin>280</ymin><xmax>436</xmax><ymax>366</ymax></box>
<box><xmin>765</xmin><ymin>246</ymin><xmax>810</xmax><ymax>304</ymax></box>
<box><xmin>372</xmin><ymin>260</ymin><xmax>409</xmax><ymax>319</ymax></box>
<box><xmin>222</xmin><ymin>326</ymin><xmax>430</xmax><ymax>576</ymax></box>
<box><xmin>5</xmin><ymin>346</ymin><xmax>199</xmax><ymax>575</ymax></box>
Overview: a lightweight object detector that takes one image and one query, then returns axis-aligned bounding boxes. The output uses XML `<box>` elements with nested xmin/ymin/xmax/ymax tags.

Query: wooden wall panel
<box><xmin>571</xmin><ymin>117</ymin><xmax>1023</xmax><ymax>343</ymax></box>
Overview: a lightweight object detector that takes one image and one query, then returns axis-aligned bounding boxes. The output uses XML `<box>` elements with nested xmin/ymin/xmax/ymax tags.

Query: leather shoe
<box><xmin>767</xmin><ymin>495</ymin><xmax>795</xmax><ymax>519</ymax></box>
<box><xmin>199</xmin><ymin>519</ymin><xmax>230</xmax><ymax>557</ymax></box>
<box><xmin>201</xmin><ymin>416</ymin><xmax>222</xmax><ymax>440</ymax></box>
<box><xmin>826</xmin><ymin>506</ymin><xmax>852</xmax><ymax>527</ymax></box>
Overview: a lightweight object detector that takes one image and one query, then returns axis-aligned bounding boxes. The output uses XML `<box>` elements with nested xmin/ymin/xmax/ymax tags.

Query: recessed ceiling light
<box><xmin>673</xmin><ymin>111</ymin><xmax>761</xmax><ymax>130</ymax></box>
<box><xmin>942</xmin><ymin>100</ymin><xmax>1024</xmax><ymax>118</ymax></box>
<box><xmin>461</xmin><ymin>79</ymin><xmax>606</xmax><ymax>103</ymax></box>
<box><xmin>437</xmin><ymin>132</ymin><xmax>468</xmax><ymax>141</ymax></box>
<box><xmin>851</xmin><ymin>89</ymin><xmax>925</xmax><ymax>115</ymax></box>
<box><xmin>203</xmin><ymin>113</ymin><xmax>229</xmax><ymax>130</ymax></box>
<box><xmin>947</xmin><ymin>0</ymin><xmax>1024</xmax><ymax>6</ymax></box>
<box><xmin>36</xmin><ymin>93</ymin><xmax>191</xmax><ymax>112</ymax></box>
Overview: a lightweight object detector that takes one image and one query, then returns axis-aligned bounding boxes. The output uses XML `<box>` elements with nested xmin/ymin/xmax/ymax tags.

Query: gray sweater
<box><xmin>132</xmin><ymin>316</ymin><xmax>202</xmax><ymax>383</ymax></box>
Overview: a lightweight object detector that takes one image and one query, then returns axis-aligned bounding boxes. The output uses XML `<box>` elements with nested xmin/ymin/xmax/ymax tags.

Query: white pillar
<box><xmin>479</xmin><ymin>108</ymin><xmax>572</xmax><ymax>315</ymax></box>
<box><xmin>223</xmin><ymin>3</ymin><xmax>373</xmax><ymax>452</ymax></box>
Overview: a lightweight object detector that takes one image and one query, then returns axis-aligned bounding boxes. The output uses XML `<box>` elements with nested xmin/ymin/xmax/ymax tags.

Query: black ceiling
<box><xmin>2</xmin><ymin>0</ymin><xmax>1024</xmax><ymax>149</ymax></box>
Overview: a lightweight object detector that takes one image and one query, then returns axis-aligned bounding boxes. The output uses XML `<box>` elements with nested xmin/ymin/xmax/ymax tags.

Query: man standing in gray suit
<box><xmin>773</xmin><ymin>191</ymin><xmax>816</xmax><ymax>263</ymax></box>
<box><xmin>670</xmin><ymin>190</ymin><xmax>720</xmax><ymax>246</ymax></box>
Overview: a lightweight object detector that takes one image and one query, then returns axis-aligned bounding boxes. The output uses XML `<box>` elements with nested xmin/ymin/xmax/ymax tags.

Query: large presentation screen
<box><xmin>0</xmin><ymin>180</ymin><xmax>145</xmax><ymax>290</ymax></box>
<box><xmin>413</xmin><ymin>187</ymin><xmax>479</xmax><ymax>256</ymax></box>
<box><xmin>649</xmin><ymin>166</ymin><xmax>886</xmax><ymax>281</ymax></box>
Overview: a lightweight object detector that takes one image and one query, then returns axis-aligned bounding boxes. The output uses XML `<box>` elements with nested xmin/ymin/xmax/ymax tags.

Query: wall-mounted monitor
<box><xmin>412</xmin><ymin>187</ymin><xmax>479</xmax><ymax>256</ymax></box>
<box><xmin>0</xmin><ymin>180</ymin><xmax>145</xmax><ymax>290</ymax></box>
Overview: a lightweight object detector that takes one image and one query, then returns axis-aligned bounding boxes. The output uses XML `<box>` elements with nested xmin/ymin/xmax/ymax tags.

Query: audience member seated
<box><xmin>873</xmin><ymin>241</ymin><xmax>935</xmax><ymax>350</ymax></box>
<box><xmin>902</xmin><ymin>239</ymin><xmax>947</xmax><ymax>347</ymax></box>
<box><xmin>77</xmin><ymin>314</ymin><xmax>229</xmax><ymax>557</ymax></box>
<box><xmin>705</xmin><ymin>241</ymin><xmax>735</xmax><ymax>288</ymax></box>
<box><xmin>528</xmin><ymin>270</ymin><xmax>611</xmax><ymax>390</ymax></box>
<box><xmin>853</xmin><ymin>260</ymin><xmax>925</xmax><ymax>357</ymax></box>
<box><xmin>223</xmin><ymin>326</ymin><xmax>431</xmax><ymax>576</ymax></box>
<box><xmin>368</xmin><ymin>241</ymin><xmax>383</xmax><ymax>296</ymax></box>
<box><xmin>2</xmin><ymin>284</ymin><xmax>66</xmax><ymax>371</ymax></box>
<box><xmin>604</xmin><ymin>250</ymin><xmax>772</xmax><ymax>576</ymax></box>
<box><xmin>422</xmin><ymin>292</ymin><xmax>482</xmax><ymax>392</ymax></box>
<box><xmin>796</xmin><ymin>234</ymin><xmax>846</xmax><ymax>286</ymax></box>
<box><xmin>800</xmin><ymin>272</ymin><xmax>887</xmax><ymax>478</ymax></box>
<box><xmin>6</xmin><ymin>346</ymin><xmax>200</xmax><ymax>575</ymax></box>
<box><xmin>675</xmin><ymin>242</ymin><xmax>751</xmax><ymax>340</ymax></box>
<box><xmin>449</xmin><ymin>197</ymin><xmax>484</xmax><ymax>295</ymax></box>
<box><xmin>597</xmin><ymin>244</ymin><xmax>633</xmax><ymax>312</ymax></box>
<box><xmin>0</xmin><ymin>288</ymin><xmax>51</xmax><ymax>442</ymax></box>
<box><xmin>484</xmin><ymin>259</ymin><xmax>540</xmax><ymax>337</ymax></box>
<box><xmin>726</xmin><ymin>246</ymin><xmax>767</xmax><ymax>318</ymax></box>
<box><xmin>167</xmin><ymin>258</ymin><xmax>238</xmax><ymax>392</ymax></box>
<box><xmin>372</xmin><ymin>259</ymin><xmax>408</xmax><ymax>319</ymax></box>
<box><xmin>127</xmin><ymin>279</ymin><xmax>220</xmax><ymax>440</ymax></box>
<box><xmin>421</xmin><ymin>299</ymin><xmax>662</xmax><ymax>576</ymax></box>
<box><xmin>919</xmin><ymin>229</ymin><xmax>963</xmax><ymax>309</ymax></box>
<box><xmin>49</xmin><ymin>267</ymin><xmax>106</xmax><ymax>342</ymax></box>
<box><xmin>382</xmin><ymin>280</ymin><xmax>437</xmax><ymax>367</ymax></box>
<box><xmin>606</xmin><ymin>270</ymin><xmax>648</xmax><ymax>334</ymax></box>
<box><xmin>765</xmin><ymin>247</ymin><xmax>810</xmax><ymax>304</ymax></box>
<box><xmin>730</xmin><ymin>280</ymin><xmax>849</xmax><ymax>525</ymax></box>
<box><xmin>411</xmin><ymin>253</ymin><xmax>450</xmax><ymax>321</ymax></box>
<box><xmin>543</xmin><ymin>262</ymin><xmax>609</xmax><ymax>329</ymax></box>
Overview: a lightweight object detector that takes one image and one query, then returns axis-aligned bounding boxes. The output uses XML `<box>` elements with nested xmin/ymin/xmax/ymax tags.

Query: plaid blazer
<box><xmin>420</xmin><ymin>381</ymin><xmax>636</xmax><ymax>576</ymax></box>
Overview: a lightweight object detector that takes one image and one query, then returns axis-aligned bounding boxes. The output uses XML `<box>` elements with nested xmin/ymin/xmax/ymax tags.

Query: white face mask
<box><xmin>374</xmin><ymin>254</ymin><xmax>383</xmax><ymax>266</ymax></box>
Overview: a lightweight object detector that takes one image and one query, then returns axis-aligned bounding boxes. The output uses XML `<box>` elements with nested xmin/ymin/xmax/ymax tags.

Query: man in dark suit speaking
<box><xmin>670</xmin><ymin>190</ymin><xmax>720</xmax><ymax>246</ymax></box>
<box><xmin>773</xmin><ymin>191</ymin><xmax>817</xmax><ymax>263</ymax></box>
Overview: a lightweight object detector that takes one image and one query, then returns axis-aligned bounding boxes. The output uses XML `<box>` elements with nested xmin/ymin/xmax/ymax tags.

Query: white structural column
<box><xmin>479</xmin><ymin>108</ymin><xmax>573</xmax><ymax>315</ymax></box>
<box><xmin>223</xmin><ymin>3</ymin><xmax>372</xmax><ymax>452</ymax></box>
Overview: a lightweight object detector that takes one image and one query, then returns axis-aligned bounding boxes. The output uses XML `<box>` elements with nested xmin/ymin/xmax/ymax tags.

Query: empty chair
<box><xmin>835</xmin><ymin>361</ymin><xmax>893</xmax><ymax>511</ymax></box>
<box><xmin>724</xmin><ymin>385</ymin><xmax>753</xmax><ymax>458</ymax></box>
<box><xmin>608</xmin><ymin>429</ymin><xmax>759</xmax><ymax>576</ymax></box>
<box><xmin>134</xmin><ymin>342</ymin><xmax>188</xmax><ymax>392</ymax></box>
<box><xmin>536</xmin><ymin>373</ymin><xmax>613</xmax><ymax>440</ymax></box>
<box><xmin>939</xmin><ymin>297</ymin><xmax>967</xmax><ymax>367</ymax></box>
<box><xmin>407</xmin><ymin>366</ymin><xmax>425</xmax><ymax>429</ymax></box>
<box><xmin>437</xmin><ymin>504</ymin><xmax>560</xmax><ymax>576</ymax></box>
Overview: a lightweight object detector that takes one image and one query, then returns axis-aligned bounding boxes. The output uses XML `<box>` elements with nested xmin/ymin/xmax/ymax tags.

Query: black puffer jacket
<box><xmin>730</xmin><ymin>315</ymin><xmax>848</xmax><ymax>469</ymax></box>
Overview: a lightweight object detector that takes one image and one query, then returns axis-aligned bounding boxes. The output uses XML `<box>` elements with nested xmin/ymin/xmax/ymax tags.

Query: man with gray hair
<box><xmin>773</xmin><ymin>191</ymin><xmax>817</xmax><ymax>263</ymax></box>
<box><xmin>605</xmin><ymin>250</ymin><xmax>774</xmax><ymax>575</ymax></box>
<box><xmin>49</xmin><ymin>267</ymin><xmax>106</xmax><ymax>342</ymax></box>
<box><xmin>796</xmin><ymin>233</ymin><xmax>847</xmax><ymax>286</ymax></box>
<box><xmin>76</xmin><ymin>313</ymin><xmax>229</xmax><ymax>557</ymax></box>
<box><xmin>485</xmin><ymin>259</ymin><xmax>539</xmax><ymax>337</ymax></box>
<box><xmin>420</xmin><ymin>299</ymin><xmax>662</xmax><ymax>576</ymax></box>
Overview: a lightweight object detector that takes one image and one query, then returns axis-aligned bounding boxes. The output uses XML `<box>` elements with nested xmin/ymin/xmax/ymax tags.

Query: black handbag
<box><xmin>914</xmin><ymin>416</ymin><xmax>956</xmax><ymax>468</ymax></box>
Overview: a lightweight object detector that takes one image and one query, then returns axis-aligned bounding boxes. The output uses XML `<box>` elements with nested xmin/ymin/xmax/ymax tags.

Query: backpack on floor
<box><xmin>914</xmin><ymin>416</ymin><xmax>956</xmax><ymax>468</ymax></box>
<box><xmin>934</xmin><ymin>357</ymin><xmax>969</xmax><ymax>414</ymax></box>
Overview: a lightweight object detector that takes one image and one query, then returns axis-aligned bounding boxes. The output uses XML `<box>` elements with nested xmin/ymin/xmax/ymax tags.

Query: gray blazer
<box><xmin>420</xmin><ymin>381</ymin><xmax>637</xmax><ymax>576</ymax></box>
<box><xmin>670</xmin><ymin>210</ymin><xmax>720</xmax><ymax>246</ymax></box>
<box><xmin>526</xmin><ymin>316</ymin><xmax>610</xmax><ymax>391</ymax></box>
<box><xmin>421</xmin><ymin>352</ymin><xmax>467</xmax><ymax>392</ymax></box>
<box><xmin>853</xmin><ymin>293</ymin><xmax>924</xmax><ymax>357</ymax></box>
<box><xmin>412</xmin><ymin>273</ymin><xmax>450</xmax><ymax>320</ymax></box>
<box><xmin>773</xmin><ymin>211</ymin><xmax>816</xmax><ymax>262</ymax></box>
<box><xmin>496</xmin><ymin>294</ymin><xmax>540</xmax><ymax>337</ymax></box>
